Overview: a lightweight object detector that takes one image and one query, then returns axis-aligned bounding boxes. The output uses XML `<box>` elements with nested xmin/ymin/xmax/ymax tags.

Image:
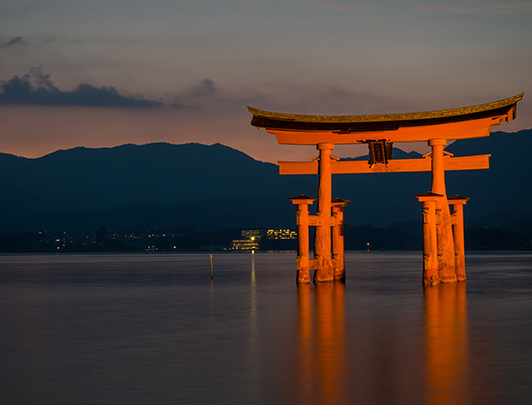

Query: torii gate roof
<box><xmin>248</xmin><ymin>93</ymin><xmax>523</xmax><ymax>144</ymax></box>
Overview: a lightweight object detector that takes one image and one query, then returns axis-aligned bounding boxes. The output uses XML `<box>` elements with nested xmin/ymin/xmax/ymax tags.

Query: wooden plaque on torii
<box><xmin>248</xmin><ymin>93</ymin><xmax>523</xmax><ymax>286</ymax></box>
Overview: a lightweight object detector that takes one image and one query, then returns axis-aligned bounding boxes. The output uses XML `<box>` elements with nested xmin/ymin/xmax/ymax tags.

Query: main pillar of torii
<box><xmin>248</xmin><ymin>93</ymin><xmax>523</xmax><ymax>285</ymax></box>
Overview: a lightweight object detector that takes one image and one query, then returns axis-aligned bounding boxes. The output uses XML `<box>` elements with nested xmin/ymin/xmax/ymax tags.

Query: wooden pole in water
<box><xmin>210</xmin><ymin>254</ymin><xmax>213</xmax><ymax>279</ymax></box>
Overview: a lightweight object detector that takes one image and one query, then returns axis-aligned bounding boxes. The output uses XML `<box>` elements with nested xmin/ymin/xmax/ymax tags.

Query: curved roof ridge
<box><xmin>248</xmin><ymin>93</ymin><xmax>523</xmax><ymax>124</ymax></box>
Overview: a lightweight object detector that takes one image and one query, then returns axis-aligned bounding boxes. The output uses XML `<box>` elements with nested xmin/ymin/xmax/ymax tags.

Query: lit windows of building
<box><xmin>231</xmin><ymin>228</ymin><xmax>297</xmax><ymax>251</ymax></box>
<box><xmin>231</xmin><ymin>229</ymin><xmax>261</xmax><ymax>251</ymax></box>
<box><xmin>230</xmin><ymin>239</ymin><xmax>260</xmax><ymax>251</ymax></box>
<box><xmin>266</xmin><ymin>229</ymin><xmax>297</xmax><ymax>240</ymax></box>
<box><xmin>241</xmin><ymin>229</ymin><xmax>262</xmax><ymax>240</ymax></box>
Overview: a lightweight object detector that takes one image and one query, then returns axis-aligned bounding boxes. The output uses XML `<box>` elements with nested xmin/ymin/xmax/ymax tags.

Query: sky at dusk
<box><xmin>1</xmin><ymin>0</ymin><xmax>531</xmax><ymax>163</ymax></box>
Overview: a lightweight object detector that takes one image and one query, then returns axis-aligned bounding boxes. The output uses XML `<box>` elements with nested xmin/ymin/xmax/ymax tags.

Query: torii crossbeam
<box><xmin>248</xmin><ymin>93</ymin><xmax>523</xmax><ymax>286</ymax></box>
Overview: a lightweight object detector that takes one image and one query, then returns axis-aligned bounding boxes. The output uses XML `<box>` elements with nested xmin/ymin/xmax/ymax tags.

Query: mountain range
<box><xmin>0</xmin><ymin>128</ymin><xmax>531</xmax><ymax>233</ymax></box>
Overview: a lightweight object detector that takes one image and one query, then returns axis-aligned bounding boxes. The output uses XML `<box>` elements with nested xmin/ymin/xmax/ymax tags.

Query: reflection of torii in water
<box><xmin>248</xmin><ymin>93</ymin><xmax>524</xmax><ymax>285</ymax></box>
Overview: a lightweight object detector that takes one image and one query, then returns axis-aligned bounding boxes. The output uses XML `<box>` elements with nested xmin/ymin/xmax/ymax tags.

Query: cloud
<box><xmin>411</xmin><ymin>1</ymin><xmax>532</xmax><ymax>15</ymax></box>
<box><xmin>1</xmin><ymin>36</ymin><xmax>27</xmax><ymax>47</ymax></box>
<box><xmin>0</xmin><ymin>67</ymin><xmax>163</xmax><ymax>108</ymax></box>
<box><xmin>175</xmin><ymin>79</ymin><xmax>218</xmax><ymax>108</ymax></box>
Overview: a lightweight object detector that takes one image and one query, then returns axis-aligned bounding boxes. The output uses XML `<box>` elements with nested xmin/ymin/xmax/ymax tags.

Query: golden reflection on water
<box><xmin>294</xmin><ymin>281</ymin><xmax>479</xmax><ymax>404</ymax></box>
<box><xmin>297</xmin><ymin>283</ymin><xmax>346</xmax><ymax>404</ymax></box>
<box><xmin>248</xmin><ymin>254</ymin><xmax>259</xmax><ymax>399</ymax></box>
<box><xmin>424</xmin><ymin>283</ymin><xmax>469</xmax><ymax>404</ymax></box>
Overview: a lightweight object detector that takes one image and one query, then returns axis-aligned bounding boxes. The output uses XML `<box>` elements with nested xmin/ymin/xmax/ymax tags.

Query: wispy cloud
<box><xmin>411</xmin><ymin>1</ymin><xmax>532</xmax><ymax>15</ymax></box>
<box><xmin>1</xmin><ymin>36</ymin><xmax>27</xmax><ymax>47</ymax></box>
<box><xmin>0</xmin><ymin>67</ymin><xmax>163</xmax><ymax>108</ymax></box>
<box><xmin>175</xmin><ymin>79</ymin><xmax>218</xmax><ymax>108</ymax></box>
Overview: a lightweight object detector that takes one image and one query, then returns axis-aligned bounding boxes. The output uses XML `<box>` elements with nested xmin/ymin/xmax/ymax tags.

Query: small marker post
<box><xmin>210</xmin><ymin>254</ymin><xmax>213</xmax><ymax>279</ymax></box>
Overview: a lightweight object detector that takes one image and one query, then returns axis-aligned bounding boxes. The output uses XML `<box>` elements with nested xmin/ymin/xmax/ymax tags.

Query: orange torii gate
<box><xmin>248</xmin><ymin>93</ymin><xmax>523</xmax><ymax>286</ymax></box>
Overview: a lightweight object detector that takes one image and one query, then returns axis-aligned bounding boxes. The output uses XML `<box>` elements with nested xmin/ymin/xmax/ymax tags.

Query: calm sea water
<box><xmin>0</xmin><ymin>251</ymin><xmax>531</xmax><ymax>404</ymax></box>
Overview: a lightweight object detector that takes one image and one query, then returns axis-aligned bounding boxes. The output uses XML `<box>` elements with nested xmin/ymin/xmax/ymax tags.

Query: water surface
<box><xmin>1</xmin><ymin>251</ymin><xmax>531</xmax><ymax>404</ymax></box>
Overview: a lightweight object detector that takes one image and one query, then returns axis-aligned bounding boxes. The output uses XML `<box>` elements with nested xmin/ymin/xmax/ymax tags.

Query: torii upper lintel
<box><xmin>248</xmin><ymin>93</ymin><xmax>523</xmax><ymax>144</ymax></box>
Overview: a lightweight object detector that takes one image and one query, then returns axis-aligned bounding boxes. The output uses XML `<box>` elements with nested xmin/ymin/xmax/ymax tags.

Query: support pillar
<box><xmin>428</xmin><ymin>139</ymin><xmax>457</xmax><ymax>283</ymax></box>
<box><xmin>290</xmin><ymin>195</ymin><xmax>316</xmax><ymax>285</ymax></box>
<box><xmin>449</xmin><ymin>195</ymin><xmax>469</xmax><ymax>282</ymax></box>
<box><xmin>314</xmin><ymin>143</ymin><xmax>334</xmax><ymax>283</ymax></box>
<box><xmin>331</xmin><ymin>198</ymin><xmax>349</xmax><ymax>282</ymax></box>
<box><xmin>416</xmin><ymin>192</ymin><xmax>443</xmax><ymax>286</ymax></box>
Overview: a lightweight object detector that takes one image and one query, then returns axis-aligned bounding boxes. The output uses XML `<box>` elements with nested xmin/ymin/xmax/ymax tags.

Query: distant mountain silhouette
<box><xmin>445</xmin><ymin>129</ymin><xmax>532</xmax><ymax>227</ymax></box>
<box><xmin>0</xmin><ymin>129</ymin><xmax>531</xmax><ymax>232</ymax></box>
<box><xmin>0</xmin><ymin>143</ymin><xmax>315</xmax><ymax>231</ymax></box>
<box><xmin>1</xmin><ymin>143</ymin><xmax>282</xmax><ymax>212</ymax></box>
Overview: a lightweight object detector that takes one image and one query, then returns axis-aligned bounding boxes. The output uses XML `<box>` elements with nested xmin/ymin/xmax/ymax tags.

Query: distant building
<box><xmin>231</xmin><ymin>229</ymin><xmax>260</xmax><ymax>251</ymax></box>
<box><xmin>241</xmin><ymin>229</ymin><xmax>262</xmax><ymax>241</ymax></box>
<box><xmin>230</xmin><ymin>228</ymin><xmax>297</xmax><ymax>251</ymax></box>
<box><xmin>266</xmin><ymin>229</ymin><xmax>297</xmax><ymax>240</ymax></box>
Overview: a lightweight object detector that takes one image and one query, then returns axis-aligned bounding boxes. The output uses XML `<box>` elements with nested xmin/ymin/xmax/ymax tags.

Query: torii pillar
<box><xmin>416</xmin><ymin>192</ymin><xmax>443</xmax><ymax>286</ymax></box>
<box><xmin>448</xmin><ymin>195</ymin><xmax>470</xmax><ymax>282</ymax></box>
<box><xmin>290</xmin><ymin>195</ymin><xmax>316</xmax><ymax>285</ymax></box>
<box><xmin>332</xmin><ymin>198</ymin><xmax>350</xmax><ymax>282</ymax></box>
<box><xmin>313</xmin><ymin>143</ymin><xmax>335</xmax><ymax>283</ymax></box>
<box><xmin>429</xmin><ymin>139</ymin><xmax>457</xmax><ymax>283</ymax></box>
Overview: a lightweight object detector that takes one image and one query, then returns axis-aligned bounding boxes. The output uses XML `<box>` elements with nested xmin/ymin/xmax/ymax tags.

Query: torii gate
<box><xmin>248</xmin><ymin>93</ymin><xmax>523</xmax><ymax>286</ymax></box>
